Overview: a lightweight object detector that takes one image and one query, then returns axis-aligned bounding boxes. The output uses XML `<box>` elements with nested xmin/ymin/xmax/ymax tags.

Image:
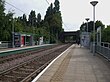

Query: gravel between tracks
<box><xmin>0</xmin><ymin>45</ymin><xmax>59</xmax><ymax>72</ymax></box>
<box><xmin>0</xmin><ymin>44</ymin><xmax>71</xmax><ymax>82</ymax></box>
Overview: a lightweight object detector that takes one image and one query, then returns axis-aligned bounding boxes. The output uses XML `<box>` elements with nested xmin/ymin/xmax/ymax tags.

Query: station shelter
<box><xmin>14</xmin><ymin>32</ymin><xmax>34</xmax><ymax>47</ymax></box>
<box><xmin>13</xmin><ymin>32</ymin><xmax>44</xmax><ymax>47</ymax></box>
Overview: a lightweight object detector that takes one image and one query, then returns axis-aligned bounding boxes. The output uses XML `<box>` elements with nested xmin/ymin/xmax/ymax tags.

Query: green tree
<box><xmin>17</xmin><ymin>14</ymin><xmax>27</xmax><ymax>32</ymax></box>
<box><xmin>14</xmin><ymin>18</ymin><xmax>24</xmax><ymax>32</ymax></box>
<box><xmin>0</xmin><ymin>0</ymin><xmax>63</xmax><ymax>43</ymax></box>
<box><xmin>54</xmin><ymin>0</ymin><xmax>60</xmax><ymax>12</ymax></box>
<box><xmin>95</xmin><ymin>20</ymin><xmax>105</xmax><ymax>30</ymax></box>
<box><xmin>0</xmin><ymin>0</ymin><xmax>5</xmax><ymax>40</ymax></box>
<box><xmin>36</xmin><ymin>13</ymin><xmax>41</xmax><ymax>28</ymax></box>
<box><xmin>3</xmin><ymin>11</ymin><xmax>14</xmax><ymax>41</ymax></box>
<box><xmin>22</xmin><ymin>14</ymin><xmax>27</xmax><ymax>26</ymax></box>
<box><xmin>45</xmin><ymin>3</ymin><xmax>53</xmax><ymax>19</ymax></box>
<box><xmin>80</xmin><ymin>21</ymin><xmax>94</xmax><ymax>32</ymax></box>
<box><xmin>37</xmin><ymin>13</ymin><xmax>41</xmax><ymax>23</ymax></box>
<box><xmin>28</xmin><ymin>10</ymin><xmax>36</xmax><ymax>27</ymax></box>
<box><xmin>44</xmin><ymin>0</ymin><xmax>63</xmax><ymax>43</ymax></box>
<box><xmin>80</xmin><ymin>20</ymin><xmax>104</xmax><ymax>32</ymax></box>
<box><xmin>80</xmin><ymin>20</ymin><xmax>105</xmax><ymax>42</ymax></box>
<box><xmin>102</xmin><ymin>25</ymin><xmax>110</xmax><ymax>42</ymax></box>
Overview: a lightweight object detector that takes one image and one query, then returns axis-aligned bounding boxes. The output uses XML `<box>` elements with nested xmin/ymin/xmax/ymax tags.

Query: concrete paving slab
<box><xmin>33</xmin><ymin>44</ymin><xmax>110</xmax><ymax>82</ymax></box>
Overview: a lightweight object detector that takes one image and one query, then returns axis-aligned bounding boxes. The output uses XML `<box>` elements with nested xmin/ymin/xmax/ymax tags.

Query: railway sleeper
<box><xmin>0</xmin><ymin>54</ymin><xmax>29</xmax><ymax>64</ymax></box>
<box><xmin>3</xmin><ymin>75</ymin><xmax>24</xmax><ymax>82</ymax></box>
<box><xmin>26</xmin><ymin>60</ymin><xmax>37</xmax><ymax>65</ymax></box>
<box><xmin>19</xmin><ymin>68</ymin><xmax>34</xmax><ymax>72</ymax></box>
<box><xmin>20</xmin><ymin>66</ymin><xmax>36</xmax><ymax>70</ymax></box>
<box><xmin>21</xmin><ymin>68</ymin><xmax>44</xmax><ymax>82</ymax></box>
<box><xmin>0</xmin><ymin>77</ymin><xmax>18</xmax><ymax>82</ymax></box>
<box><xmin>4</xmin><ymin>72</ymin><xmax>28</xmax><ymax>77</ymax></box>
<box><xmin>23</xmin><ymin>65</ymin><xmax>36</xmax><ymax>69</ymax></box>
<box><xmin>15</xmin><ymin>69</ymin><xmax>33</xmax><ymax>74</ymax></box>
<box><xmin>24</xmin><ymin>64</ymin><xmax>39</xmax><ymax>69</ymax></box>
<box><xmin>30</xmin><ymin>61</ymin><xmax>44</xmax><ymax>66</ymax></box>
<box><xmin>4</xmin><ymin>75</ymin><xmax>25</xmax><ymax>79</ymax></box>
<box><xmin>12</xmin><ymin>70</ymin><xmax>30</xmax><ymax>75</ymax></box>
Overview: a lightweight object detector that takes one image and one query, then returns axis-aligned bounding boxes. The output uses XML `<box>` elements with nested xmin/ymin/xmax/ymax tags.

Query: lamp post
<box><xmin>90</xmin><ymin>1</ymin><xmax>98</xmax><ymax>55</ymax></box>
<box><xmin>85</xmin><ymin>18</ymin><xmax>90</xmax><ymax>32</ymax></box>
<box><xmin>83</xmin><ymin>25</ymin><xmax>86</xmax><ymax>32</ymax></box>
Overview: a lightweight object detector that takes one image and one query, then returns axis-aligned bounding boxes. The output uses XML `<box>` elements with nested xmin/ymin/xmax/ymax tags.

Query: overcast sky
<box><xmin>5</xmin><ymin>0</ymin><xmax>110</xmax><ymax>31</ymax></box>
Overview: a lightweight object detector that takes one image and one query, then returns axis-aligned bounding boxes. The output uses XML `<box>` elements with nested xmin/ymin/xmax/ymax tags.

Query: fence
<box><xmin>0</xmin><ymin>41</ymin><xmax>12</xmax><ymax>48</ymax></box>
<box><xmin>90</xmin><ymin>42</ymin><xmax>110</xmax><ymax>60</ymax></box>
<box><xmin>96</xmin><ymin>42</ymin><xmax>110</xmax><ymax>60</ymax></box>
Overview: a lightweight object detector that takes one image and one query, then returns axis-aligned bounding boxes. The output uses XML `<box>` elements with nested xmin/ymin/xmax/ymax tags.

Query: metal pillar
<box><xmin>90</xmin><ymin>1</ymin><xmax>98</xmax><ymax>56</ymax></box>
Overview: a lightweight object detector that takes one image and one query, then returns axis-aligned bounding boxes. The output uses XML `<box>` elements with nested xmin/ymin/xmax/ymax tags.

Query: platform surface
<box><xmin>0</xmin><ymin>44</ymin><xmax>52</xmax><ymax>53</ymax></box>
<box><xmin>33</xmin><ymin>44</ymin><xmax>110</xmax><ymax>82</ymax></box>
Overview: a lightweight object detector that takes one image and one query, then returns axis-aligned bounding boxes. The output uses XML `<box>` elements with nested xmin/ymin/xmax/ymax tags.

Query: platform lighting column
<box><xmin>85</xmin><ymin>18</ymin><xmax>90</xmax><ymax>32</ymax></box>
<box><xmin>90</xmin><ymin>1</ymin><xmax>98</xmax><ymax>56</ymax></box>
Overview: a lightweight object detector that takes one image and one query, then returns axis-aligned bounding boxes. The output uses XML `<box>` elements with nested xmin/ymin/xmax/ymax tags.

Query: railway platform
<box><xmin>0</xmin><ymin>44</ymin><xmax>52</xmax><ymax>53</ymax></box>
<box><xmin>32</xmin><ymin>44</ymin><xmax>110</xmax><ymax>82</ymax></box>
<box><xmin>0</xmin><ymin>44</ymin><xmax>53</xmax><ymax>57</ymax></box>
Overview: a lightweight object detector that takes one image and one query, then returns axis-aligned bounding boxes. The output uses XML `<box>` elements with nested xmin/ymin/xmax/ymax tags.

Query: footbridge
<box><xmin>59</xmin><ymin>31</ymin><xmax>80</xmax><ymax>43</ymax></box>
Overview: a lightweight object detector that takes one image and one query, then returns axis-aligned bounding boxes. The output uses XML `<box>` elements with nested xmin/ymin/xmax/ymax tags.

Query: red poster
<box><xmin>21</xmin><ymin>36</ymin><xmax>24</xmax><ymax>45</ymax></box>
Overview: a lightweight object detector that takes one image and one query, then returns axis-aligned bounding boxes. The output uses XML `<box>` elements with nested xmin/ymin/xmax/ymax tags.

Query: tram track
<box><xmin>0</xmin><ymin>44</ymin><xmax>71</xmax><ymax>82</ymax></box>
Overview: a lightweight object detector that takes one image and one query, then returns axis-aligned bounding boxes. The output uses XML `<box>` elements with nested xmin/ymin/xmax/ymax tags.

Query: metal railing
<box><xmin>0</xmin><ymin>41</ymin><xmax>12</xmax><ymax>48</ymax></box>
<box><xmin>95</xmin><ymin>42</ymin><xmax>110</xmax><ymax>60</ymax></box>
